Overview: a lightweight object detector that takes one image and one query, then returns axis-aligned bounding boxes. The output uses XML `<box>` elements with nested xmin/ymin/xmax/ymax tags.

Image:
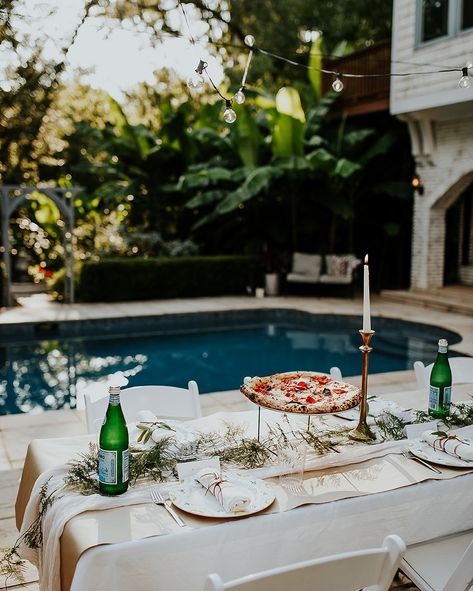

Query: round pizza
<box><xmin>240</xmin><ymin>371</ymin><xmax>361</xmax><ymax>414</ymax></box>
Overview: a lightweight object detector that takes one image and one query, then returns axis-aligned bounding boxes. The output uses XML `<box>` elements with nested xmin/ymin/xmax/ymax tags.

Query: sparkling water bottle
<box><xmin>428</xmin><ymin>339</ymin><xmax>452</xmax><ymax>419</ymax></box>
<box><xmin>98</xmin><ymin>384</ymin><xmax>129</xmax><ymax>495</ymax></box>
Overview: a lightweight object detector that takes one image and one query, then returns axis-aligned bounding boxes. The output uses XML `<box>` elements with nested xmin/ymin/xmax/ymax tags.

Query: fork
<box><xmin>401</xmin><ymin>450</ymin><xmax>442</xmax><ymax>474</ymax></box>
<box><xmin>150</xmin><ymin>487</ymin><xmax>186</xmax><ymax>527</ymax></box>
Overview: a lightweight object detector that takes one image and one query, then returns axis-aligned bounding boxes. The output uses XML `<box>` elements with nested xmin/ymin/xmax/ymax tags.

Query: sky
<box><xmin>7</xmin><ymin>0</ymin><xmax>224</xmax><ymax>98</ymax></box>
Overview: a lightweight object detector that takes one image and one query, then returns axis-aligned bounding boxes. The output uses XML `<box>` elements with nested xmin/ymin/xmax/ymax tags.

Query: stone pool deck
<box><xmin>1</xmin><ymin>293</ymin><xmax>472</xmax><ymax>590</ymax></box>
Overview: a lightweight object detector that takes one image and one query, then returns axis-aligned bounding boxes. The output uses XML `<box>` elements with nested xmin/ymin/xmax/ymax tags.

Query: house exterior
<box><xmin>391</xmin><ymin>0</ymin><xmax>473</xmax><ymax>290</ymax></box>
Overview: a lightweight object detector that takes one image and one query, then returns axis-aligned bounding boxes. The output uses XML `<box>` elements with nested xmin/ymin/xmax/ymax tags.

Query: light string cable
<box><xmin>255</xmin><ymin>45</ymin><xmax>470</xmax><ymax>91</ymax></box>
<box><xmin>178</xmin><ymin>0</ymin><xmax>241</xmax><ymax>121</ymax></box>
<box><xmin>176</xmin><ymin>0</ymin><xmax>472</xmax><ymax>117</ymax></box>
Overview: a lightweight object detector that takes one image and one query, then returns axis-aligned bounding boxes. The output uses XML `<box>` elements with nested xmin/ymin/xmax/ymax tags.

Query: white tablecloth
<box><xmin>17</xmin><ymin>385</ymin><xmax>473</xmax><ymax>591</ymax></box>
<box><xmin>69</xmin><ymin>385</ymin><xmax>473</xmax><ymax>591</ymax></box>
<box><xmin>71</xmin><ymin>475</ymin><xmax>473</xmax><ymax>591</ymax></box>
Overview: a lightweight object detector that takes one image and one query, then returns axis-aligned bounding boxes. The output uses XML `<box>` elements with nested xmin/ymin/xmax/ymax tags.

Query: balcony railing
<box><xmin>321</xmin><ymin>40</ymin><xmax>391</xmax><ymax>117</ymax></box>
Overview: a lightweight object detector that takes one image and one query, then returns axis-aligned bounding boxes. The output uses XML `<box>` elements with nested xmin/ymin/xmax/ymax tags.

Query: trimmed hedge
<box><xmin>77</xmin><ymin>256</ymin><xmax>262</xmax><ymax>302</ymax></box>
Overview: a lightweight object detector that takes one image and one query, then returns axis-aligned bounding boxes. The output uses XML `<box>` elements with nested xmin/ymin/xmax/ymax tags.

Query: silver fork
<box><xmin>150</xmin><ymin>487</ymin><xmax>186</xmax><ymax>527</ymax></box>
<box><xmin>401</xmin><ymin>450</ymin><xmax>442</xmax><ymax>474</ymax></box>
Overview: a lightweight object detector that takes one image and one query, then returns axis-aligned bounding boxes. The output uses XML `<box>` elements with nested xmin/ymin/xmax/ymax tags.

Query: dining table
<box><xmin>15</xmin><ymin>383</ymin><xmax>473</xmax><ymax>591</ymax></box>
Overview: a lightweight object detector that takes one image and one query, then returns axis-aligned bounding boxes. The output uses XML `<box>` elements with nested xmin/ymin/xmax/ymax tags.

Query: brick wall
<box><xmin>392</xmin><ymin>0</ymin><xmax>473</xmax><ymax>290</ymax></box>
<box><xmin>410</xmin><ymin>117</ymin><xmax>473</xmax><ymax>289</ymax></box>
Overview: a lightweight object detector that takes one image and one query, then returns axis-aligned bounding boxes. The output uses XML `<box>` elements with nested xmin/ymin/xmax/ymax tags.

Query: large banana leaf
<box><xmin>308</xmin><ymin>37</ymin><xmax>324</xmax><ymax>100</ymax></box>
<box><xmin>185</xmin><ymin>189</ymin><xmax>227</xmax><ymax>209</ymax></box>
<box><xmin>358</xmin><ymin>130</ymin><xmax>399</xmax><ymax>166</ymax></box>
<box><xmin>304</xmin><ymin>91</ymin><xmax>338</xmax><ymax>138</ymax></box>
<box><xmin>342</xmin><ymin>129</ymin><xmax>375</xmax><ymax>151</ymax></box>
<box><xmin>306</xmin><ymin>148</ymin><xmax>336</xmax><ymax>171</ymax></box>
<box><xmin>272</xmin><ymin>87</ymin><xmax>305</xmax><ymax>157</ymax></box>
<box><xmin>180</xmin><ymin>167</ymin><xmax>235</xmax><ymax>189</ymax></box>
<box><xmin>215</xmin><ymin>166</ymin><xmax>282</xmax><ymax>215</ymax></box>
<box><xmin>234</xmin><ymin>105</ymin><xmax>262</xmax><ymax>167</ymax></box>
<box><xmin>333</xmin><ymin>158</ymin><xmax>361</xmax><ymax>178</ymax></box>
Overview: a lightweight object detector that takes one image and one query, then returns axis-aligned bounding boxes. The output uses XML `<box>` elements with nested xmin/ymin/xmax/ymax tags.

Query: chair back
<box><xmin>84</xmin><ymin>381</ymin><xmax>201</xmax><ymax>433</ymax></box>
<box><xmin>443</xmin><ymin>538</ymin><xmax>473</xmax><ymax>591</ymax></box>
<box><xmin>414</xmin><ymin>357</ymin><xmax>473</xmax><ymax>388</ymax></box>
<box><xmin>204</xmin><ymin>535</ymin><xmax>405</xmax><ymax>591</ymax></box>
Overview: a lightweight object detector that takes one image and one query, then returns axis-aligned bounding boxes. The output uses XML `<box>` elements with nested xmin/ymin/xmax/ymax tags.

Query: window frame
<box><xmin>415</xmin><ymin>0</ymin><xmax>471</xmax><ymax>47</ymax></box>
<box><xmin>459</xmin><ymin>0</ymin><xmax>473</xmax><ymax>33</ymax></box>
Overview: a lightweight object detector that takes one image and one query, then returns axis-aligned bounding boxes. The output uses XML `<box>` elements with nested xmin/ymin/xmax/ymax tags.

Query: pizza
<box><xmin>240</xmin><ymin>371</ymin><xmax>361</xmax><ymax>414</ymax></box>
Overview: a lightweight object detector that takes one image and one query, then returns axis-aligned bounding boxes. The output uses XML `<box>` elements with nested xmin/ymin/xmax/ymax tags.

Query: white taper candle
<box><xmin>362</xmin><ymin>254</ymin><xmax>371</xmax><ymax>332</ymax></box>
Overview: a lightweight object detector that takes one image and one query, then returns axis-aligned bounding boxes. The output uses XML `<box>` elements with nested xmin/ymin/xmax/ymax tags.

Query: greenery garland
<box><xmin>3</xmin><ymin>402</ymin><xmax>473</xmax><ymax>585</ymax></box>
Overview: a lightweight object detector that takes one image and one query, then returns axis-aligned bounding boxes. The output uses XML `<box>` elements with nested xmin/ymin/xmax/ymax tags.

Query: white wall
<box><xmin>391</xmin><ymin>0</ymin><xmax>473</xmax><ymax>117</ymax></box>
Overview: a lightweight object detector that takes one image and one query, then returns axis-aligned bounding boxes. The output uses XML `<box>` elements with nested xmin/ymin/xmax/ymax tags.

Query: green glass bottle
<box><xmin>98</xmin><ymin>385</ymin><xmax>129</xmax><ymax>495</ymax></box>
<box><xmin>428</xmin><ymin>339</ymin><xmax>452</xmax><ymax>419</ymax></box>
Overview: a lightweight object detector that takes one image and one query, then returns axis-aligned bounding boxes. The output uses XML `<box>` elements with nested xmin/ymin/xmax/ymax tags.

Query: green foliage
<box><xmin>272</xmin><ymin>87</ymin><xmax>306</xmax><ymax>158</ymax></box>
<box><xmin>77</xmin><ymin>256</ymin><xmax>261</xmax><ymax>302</ymax></box>
<box><xmin>308</xmin><ymin>38</ymin><xmax>324</xmax><ymax>100</ymax></box>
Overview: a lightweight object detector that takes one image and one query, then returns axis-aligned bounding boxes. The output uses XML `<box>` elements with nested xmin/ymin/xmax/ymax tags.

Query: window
<box><xmin>421</xmin><ymin>0</ymin><xmax>449</xmax><ymax>41</ymax></box>
<box><xmin>461</xmin><ymin>0</ymin><xmax>473</xmax><ymax>30</ymax></box>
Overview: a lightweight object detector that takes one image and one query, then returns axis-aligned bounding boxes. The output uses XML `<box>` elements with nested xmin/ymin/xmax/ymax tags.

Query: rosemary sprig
<box><xmin>1</xmin><ymin>478</ymin><xmax>60</xmax><ymax>588</ymax></box>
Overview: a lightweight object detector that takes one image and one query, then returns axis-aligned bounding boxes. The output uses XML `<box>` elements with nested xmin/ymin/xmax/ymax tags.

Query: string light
<box><xmin>223</xmin><ymin>100</ymin><xmax>237</xmax><ymax>123</ymax></box>
<box><xmin>177</xmin><ymin>0</ymin><xmax>472</xmax><ymax>118</ymax></box>
<box><xmin>186</xmin><ymin>59</ymin><xmax>207</xmax><ymax>90</ymax></box>
<box><xmin>459</xmin><ymin>66</ymin><xmax>471</xmax><ymax>88</ymax></box>
<box><xmin>332</xmin><ymin>75</ymin><xmax>344</xmax><ymax>92</ymax></box>
<box><xmin>235</xmin><ymin>88</ymin><xmax>246</xmax><ymax>104</ymax></box>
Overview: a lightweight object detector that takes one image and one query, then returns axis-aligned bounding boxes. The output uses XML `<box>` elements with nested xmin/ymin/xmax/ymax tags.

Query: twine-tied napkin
<box><xmin>422</xmin><ymin>430</ymin><xmax>473</xmax><ymax>461</ymax></box>
<box><xmin>195</xmin><ymin>468</ymin><xmax>252</xmax><ymax>512</ymax></box>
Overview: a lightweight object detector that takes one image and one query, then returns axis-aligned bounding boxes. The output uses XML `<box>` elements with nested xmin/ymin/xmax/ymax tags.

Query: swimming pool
<box><xmin>0</xmin><ymin>309</ymin><xmax>463</xmax><ymax>415</ymax></box>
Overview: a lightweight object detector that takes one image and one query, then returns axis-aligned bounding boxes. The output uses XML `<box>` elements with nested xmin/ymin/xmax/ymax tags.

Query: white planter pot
<box><xmin>264</xmin><ymin>273</ymin><xmax>280</xmax><ymax>296</ymax></box>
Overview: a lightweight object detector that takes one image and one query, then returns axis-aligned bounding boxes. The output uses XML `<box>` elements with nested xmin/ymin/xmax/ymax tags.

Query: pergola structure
<box><xmin>0</xmin><ymin>186</ymin><xmax>82</xmax><ymax>307</ymax></box>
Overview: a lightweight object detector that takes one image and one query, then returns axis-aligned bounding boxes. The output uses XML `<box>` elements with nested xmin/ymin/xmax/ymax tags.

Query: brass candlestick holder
<box><xmin>349</xmin><ymin>329</ymin><xmax>376</xmax><ymax>442</ymax></box>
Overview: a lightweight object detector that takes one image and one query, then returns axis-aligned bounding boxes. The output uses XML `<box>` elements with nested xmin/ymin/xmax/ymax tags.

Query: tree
<box><xmin>0</xmin><ymin>0</ymin><xmax>99</xmax><ymax>183</ymax></box>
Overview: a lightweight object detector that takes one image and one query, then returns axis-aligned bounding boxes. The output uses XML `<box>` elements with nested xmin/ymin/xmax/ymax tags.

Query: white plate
<box><xmin>334</xmin><ymin>397</ymin><xmax>401</xmax><ymax>420</ymax></box>
<box><xmin>170</xmin><ymin>473</ymin><xmax>275</xmax><ymax>518</ymax></box>
<box><xmin>408</xmin><ymin>438</ymin><xmax>473</xmax><ymax>468</ymax></box>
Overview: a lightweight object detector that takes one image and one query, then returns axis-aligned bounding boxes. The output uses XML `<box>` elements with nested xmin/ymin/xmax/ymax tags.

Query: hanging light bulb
<box><xmin>459</xmin><ymin>66</ymin><xmax>471</xmax><ymax>89</ymax></box>
<box><xmin>186</xmin><ymin>59</ymin><xmax>207</xmax><ymax>90</ymax></box>
<box><xmin>223</xmin><ymin>100</ymin><xmax>237</xmax><ymax>123</ymax></box>
<box><xmin>332</xmin><ymin>75</ymin><xmax>344</xmax><ymax>92</ymax></box>
<box><xmin>235</xmin><ymin>87</ymin><xmax>245</xmax><ymax>104</ymax></box>
<box><xmin>244</xmin><ymin>34</ymin><xmax>255</xmax><ymax>47</ymax></box>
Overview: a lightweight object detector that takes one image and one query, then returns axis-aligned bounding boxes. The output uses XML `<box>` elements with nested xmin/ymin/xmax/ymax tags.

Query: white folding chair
<box><xmin>204</xmin><ymin>535</ymin><xmax>405</xmax><ymax>591</ymax></box>
<box><xmin>414</xmin><ymin>357</ymin><xmax>473</xmax><ymax>388</ymax></box>
<box><xmin>84</xmin><ymin>381</ymin><xmax>201</xmax><ymax>432</ymax></box>
<box><xmin>330</xmin><ymin>366</ymin><xmax>343</xmax><ymax>380</ymax></box>
<box><xmin>400</xmin><ymin>531</ymin><xmax>473</xmax><ymax>591</ymax></box>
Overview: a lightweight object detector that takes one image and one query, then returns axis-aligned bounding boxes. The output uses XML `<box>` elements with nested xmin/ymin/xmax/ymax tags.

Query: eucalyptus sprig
<box><xmin>1</xmin><ymin>478</ymin><xmax>60</xmax><ymax>589</ymax></box>
<box><xmin>375</xmin><ymin>402</ymin><xmax>473</xmax><ymax>441</ymax></box>
<box><xmin>136</xmin><ymin>421</ymin><xmax>175</xmax><ymax>445</ymax></box>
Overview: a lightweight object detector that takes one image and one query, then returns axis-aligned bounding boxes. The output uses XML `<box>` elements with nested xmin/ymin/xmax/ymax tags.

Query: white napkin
<box><xmin>422</xmin><ymin>430</ymin><xmax>473</xmax><ymax>461</ymax></box>
<box><xmin>137</xmin><ymin>409</ymin><xmax>159</xmax><ymax>423</ymax></box>
<box><xmin>195</xmin><ymin>468</ymin><xmax>252</xmax><ymax>512</ymax></box>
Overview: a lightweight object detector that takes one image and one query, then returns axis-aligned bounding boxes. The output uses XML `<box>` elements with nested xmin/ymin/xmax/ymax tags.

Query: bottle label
<box><xmin>429</xmin><ymin>385</ymin><xmax>440</xmax><ymax>410</ymax></box>
<box><xmin>429</xmin><ymin>385</ymin><xmax>452</xmax><ymax>411</ymax></box>
<box><xmin>122</xmin><ymin>449</ymin><xmax>129</xmax><ymax>482</ymax></box>
<box><xmin>444</xmin><ymin>386</ymin><xmax>452</xmax><ymax>410</ymax></box>
<box><xmin>98</xmin><ymin>448</ymin><xmax>117</xmax><ymax>485</ymax></box>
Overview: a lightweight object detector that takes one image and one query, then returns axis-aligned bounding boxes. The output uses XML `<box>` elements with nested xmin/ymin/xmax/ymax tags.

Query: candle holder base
<box><xmin>349</xmin><ymin>329</ymin><xmax>377</xmax><ymax>443</ymax></box>
<box><xmin>348</xmin><ymin>421</ymin><xmax>376</xmax><ymax>442</ymax></box>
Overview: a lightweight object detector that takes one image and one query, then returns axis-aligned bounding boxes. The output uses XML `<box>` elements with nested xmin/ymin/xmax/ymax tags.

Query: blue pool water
<box><xmin>0</xmin><ymin>310</ymin><xmax>463</xmax><ymax>415</ymax></box>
